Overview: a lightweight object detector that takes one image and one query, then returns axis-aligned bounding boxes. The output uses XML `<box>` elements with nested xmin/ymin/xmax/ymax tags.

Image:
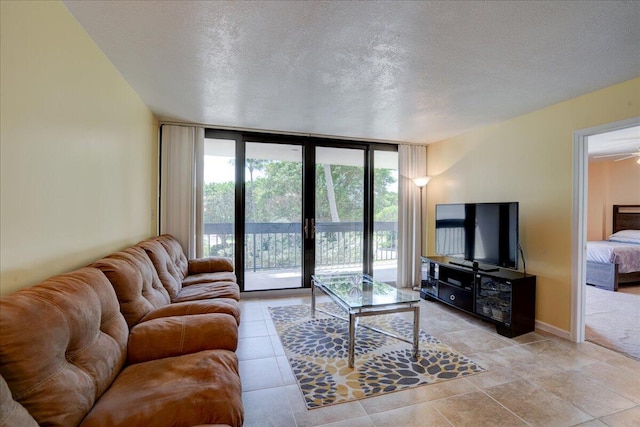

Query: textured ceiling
<box><xmin>63</xmin><ymin>0</ymin><xmax>640</xmax><ymax>144</ymax></box>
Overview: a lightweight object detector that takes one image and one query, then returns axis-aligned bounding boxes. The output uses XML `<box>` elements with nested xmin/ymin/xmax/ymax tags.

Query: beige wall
<box><xmin>588</xmin><ymin>159</ymin><xmax>640</xmax><ymax>240</ymax></box>
<box><xmin>0</xmin><ymin>1</ymin><xmax>158</xmax><ymax>295</ymax></box>
<box><xmin>426</xmin><ymin>77</ymin><xmax>640</xmax><ymax>334</ymax></box>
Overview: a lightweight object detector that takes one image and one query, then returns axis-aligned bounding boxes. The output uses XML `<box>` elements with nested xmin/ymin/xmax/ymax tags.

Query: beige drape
<box><xmin>159</xmin><ymin>125</ymin><xmax>204</xmax><ymax>258</ymax></box>
<box><xmin>397</xmin><ymin>144</ymin><xmax>427</xmax><ymax>289</ymax></box>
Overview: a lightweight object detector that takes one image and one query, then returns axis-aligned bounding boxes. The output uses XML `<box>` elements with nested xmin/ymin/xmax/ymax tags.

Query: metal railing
<box><xmin>203</xmin><ymin>221</ymin><xmax>397</xmax><ymax>271</ymax></box>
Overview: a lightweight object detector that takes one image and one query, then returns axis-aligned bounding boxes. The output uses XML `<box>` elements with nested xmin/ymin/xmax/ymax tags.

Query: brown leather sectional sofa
<box><xmin>0</xmin><ymin>235</ymin><xmax>243</xmax><ymax>427</ymax></box>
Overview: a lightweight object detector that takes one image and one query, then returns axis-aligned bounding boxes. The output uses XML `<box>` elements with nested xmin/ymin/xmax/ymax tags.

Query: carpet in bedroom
<box><xmin>585</xmin><ymin>283</ymin><xmax>640</xmax><ymax>360</ymax></box>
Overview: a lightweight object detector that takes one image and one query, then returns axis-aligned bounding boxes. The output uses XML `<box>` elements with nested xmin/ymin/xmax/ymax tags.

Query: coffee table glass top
<box><xmin>311</xmin><ymin>273</ymin><xmax>419</xmax><ymax>309</ymax></box>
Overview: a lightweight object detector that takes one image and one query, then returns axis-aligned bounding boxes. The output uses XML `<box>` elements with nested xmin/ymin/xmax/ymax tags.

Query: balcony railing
<box><xmin>203</xmin><ymin>221</ymin><xmax>397</xmax><ymax>271</ymax></box>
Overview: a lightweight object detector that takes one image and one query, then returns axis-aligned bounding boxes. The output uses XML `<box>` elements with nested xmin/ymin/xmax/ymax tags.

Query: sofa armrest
<box><xmin>188</xmin><ymin>257</ymin><xmax>234</xmax><ymax>274</ymax></box>
<box><xmin>127</xmin><ymin>313</ymin><xmax>238</xmax><ymax>365</ymax></box>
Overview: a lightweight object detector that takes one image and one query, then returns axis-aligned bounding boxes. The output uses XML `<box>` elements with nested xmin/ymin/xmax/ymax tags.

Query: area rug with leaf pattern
<box><xmin>268</xmin><ymin>302</ymin><xmax>486</xmax><ymax>409</ymax></box>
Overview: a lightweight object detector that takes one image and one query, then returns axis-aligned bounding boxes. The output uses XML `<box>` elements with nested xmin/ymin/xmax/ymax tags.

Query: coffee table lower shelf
<box><xmin>311</xmin><ymin>279</ymin><xmax>420</xmax><ymax>368</ymax></box>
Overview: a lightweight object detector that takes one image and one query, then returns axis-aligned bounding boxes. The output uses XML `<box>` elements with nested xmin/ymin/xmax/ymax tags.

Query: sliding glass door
<box><xmin>373</xmin><ymin>150</ymin><xmax>399</xmax><ymax>284</ymax></box>
<box><xmin>314</xmin><ymin>146</ymin><xmax>365</xmax><ymax>275</ymax></box>
<box><xmin>243</xmin><ymin>142</ymin><xmax>303</xmax><ymax>291</ymax></box>
<box><xmin>203</xmin><ymin>137</ymin><xmax>236</xmax><ymax>260</ymax></box>
<box><xmin>203</xmin><ymin>130</ymin><xmax>397</xmax><ymax>292</ymax></box>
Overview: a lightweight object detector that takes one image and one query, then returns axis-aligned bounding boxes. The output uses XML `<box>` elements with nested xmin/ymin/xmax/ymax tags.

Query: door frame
<box><xmin>571</xmin><ymin>116</ymin><xmax>640</xmax><ymax>342</ymax></box>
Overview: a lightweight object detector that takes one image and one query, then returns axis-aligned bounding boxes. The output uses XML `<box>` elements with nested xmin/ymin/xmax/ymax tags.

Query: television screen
<box><xmin>435</xmin><ymin>202</ymin><xmax>519</xmax><ymax>269</ymax></box>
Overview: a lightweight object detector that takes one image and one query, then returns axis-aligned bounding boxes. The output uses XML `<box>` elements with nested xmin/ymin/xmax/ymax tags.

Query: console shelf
<box><xmin>420</xmin><ymin>255</ymin><xmax>536</xmax><ymax>338</ymax></box>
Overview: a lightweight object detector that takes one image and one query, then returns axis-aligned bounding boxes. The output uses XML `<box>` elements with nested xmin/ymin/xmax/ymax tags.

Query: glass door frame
<box><xmin>205</xmin><ymin>128</ymin><xmax>397</xmax><ymax>292</ymax></box>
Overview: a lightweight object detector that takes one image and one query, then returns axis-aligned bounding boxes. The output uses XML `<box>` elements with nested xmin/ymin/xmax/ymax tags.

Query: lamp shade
<box><xmin>413</xmin><ymin>176</ymin><xmax>431</xmax><ymax>187</ymax></box>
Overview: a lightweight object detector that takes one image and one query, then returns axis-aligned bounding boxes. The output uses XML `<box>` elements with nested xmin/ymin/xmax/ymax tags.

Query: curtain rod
<box><xmin>158</xmin><ymin>120</ymin><xmax>425</xmax><ymax>146</ymax></box>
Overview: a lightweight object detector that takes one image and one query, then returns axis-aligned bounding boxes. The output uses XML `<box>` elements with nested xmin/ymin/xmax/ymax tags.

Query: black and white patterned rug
<box><xmin>269</xmin><ymin>303</ymin><xmax>486</xmax><ymax>409</ymax></box>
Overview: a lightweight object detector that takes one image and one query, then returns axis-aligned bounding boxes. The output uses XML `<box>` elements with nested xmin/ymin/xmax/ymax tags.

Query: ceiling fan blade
<box><xmin>613</xmin><ymin>155</ymin><xmax>636</xmax><ymax>161</ymax></box>
<box><xmin>593</xmin><ymin>152</ymin><xmax>635</xmax><ymax>158</ymax></box>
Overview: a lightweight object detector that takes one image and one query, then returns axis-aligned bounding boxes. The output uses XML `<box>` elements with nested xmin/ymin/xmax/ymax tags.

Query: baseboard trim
<box><xmin>535</xmin><ymin>319</ymin><xmax>572</xmax><ymax>341</ymax></box>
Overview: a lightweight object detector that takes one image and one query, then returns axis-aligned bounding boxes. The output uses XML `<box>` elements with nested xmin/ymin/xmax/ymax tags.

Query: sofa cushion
<box><xmin>137</xmin><ymin>238</ymin><xmax>185</xmax><ymax>300</ymax></box>
<box><xmin>173</xmin><ymin>281</ymin><xmax>241</xmax><ymax>303</ymax></box>
<box><xmin>80</xmin><ymin>350</ymin><xmax>243</xmax><ymax>427</ymax></box>
<box><xmin>0</xmin><ymin>268</ymin><xmax>128</xmax><ymax>427</ymax></box>
<box><xmin>188</xmin><ymin>256</ymin><xmax>234</xmax><ymax>274</ymax></box>
<box><xmin>140</xmin><ymin>298</ymin><xmax>241</xmax><ymax>325</ymax></box>
<box><xmin>127</xmin><ymin>313</ymin><xmax>238</xmax><ymax>364</ymax></box>
<box><xmin>0</xmin><ymin>374</ymin><xmax>39</xmax><ymax>427</ymax></box>
<box><xmin>92</xmin><ymin>246</ymin><xmax>171</xmax><ymax>328</ymax></box>
<box><xmin>183</xmin><ymin>271</ymin><xmax>238</xmax><ymax>287</ymax></box>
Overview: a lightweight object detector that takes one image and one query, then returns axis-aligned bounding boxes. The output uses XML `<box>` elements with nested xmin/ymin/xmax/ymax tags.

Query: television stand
<box><xmin>421</xmin><ymin>255</ymin><xmax>536</xmax><ymax>338</ymax></box>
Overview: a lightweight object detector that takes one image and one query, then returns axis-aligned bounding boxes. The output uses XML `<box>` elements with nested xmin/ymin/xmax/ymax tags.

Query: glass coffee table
<box><xmin>311</xmin><ymin>273</ymin><xmax>421</xmax><ymax>368</ymax></box>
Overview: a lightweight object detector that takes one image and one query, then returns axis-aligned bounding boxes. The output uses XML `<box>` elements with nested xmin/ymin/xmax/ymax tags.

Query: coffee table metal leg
<box><xmin>311</xmin><ymin>280</ymin><xmax>316</xmax><ymax>318</ymax></box>
<box><xmin>412</xmin><ymin>305</ymin><xmax>420</xmax><ymax>357</ymax></box>
<box><xmin>348</xmin><ymin>312</ymin><xmax>356</xmax><ymax>368</ymax></box>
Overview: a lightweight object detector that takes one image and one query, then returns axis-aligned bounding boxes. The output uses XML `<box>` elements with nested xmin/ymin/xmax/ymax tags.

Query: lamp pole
<box><xmin>412</xmin><ymin>176</ymin><xmax>431</xmax><ymax>290</ymax></box>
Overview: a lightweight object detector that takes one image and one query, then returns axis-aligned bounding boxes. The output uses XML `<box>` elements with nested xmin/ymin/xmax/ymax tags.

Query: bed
<box><xmin>586</xmin><ymin>205</ymin><xmax>640</xmax><ymax>291</ymax></box>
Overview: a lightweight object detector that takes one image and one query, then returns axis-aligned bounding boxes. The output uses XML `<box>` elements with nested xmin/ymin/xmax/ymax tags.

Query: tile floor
<box><xmin>238</xmin><ymin>294</ymin><xmax>640</xmax><ymax>427</ymax></box>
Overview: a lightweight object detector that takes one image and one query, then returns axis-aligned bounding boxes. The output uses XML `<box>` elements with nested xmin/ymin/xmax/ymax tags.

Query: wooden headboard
<box><xmin>613</xmin><ymin>205</ymin><xmax>640</xmax><ymax>233</ymax></box>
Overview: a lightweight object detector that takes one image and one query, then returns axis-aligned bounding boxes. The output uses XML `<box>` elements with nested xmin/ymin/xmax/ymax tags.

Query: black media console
<box><xmin>420</xmin><ymin>256</ymin><xmax>536</xmax><ymax>338</ymax></box>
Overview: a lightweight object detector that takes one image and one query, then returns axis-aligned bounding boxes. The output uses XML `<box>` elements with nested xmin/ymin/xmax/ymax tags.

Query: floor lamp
<box><xmin>412</xmin><ymin>176</ymin><xmax>431</xmax><ymax>290</ymax></box>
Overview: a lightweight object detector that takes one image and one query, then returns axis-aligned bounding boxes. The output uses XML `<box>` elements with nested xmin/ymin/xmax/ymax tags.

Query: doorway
<box><xmin>572</xmin><ymin>117</ymin><xmax>640</xmax><ymax>344</ymax></box>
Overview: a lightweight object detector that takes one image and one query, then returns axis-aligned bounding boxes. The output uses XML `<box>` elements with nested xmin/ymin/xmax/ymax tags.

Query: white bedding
<box><xmin>586</xmin><ymin>240</ymin><xmax>640</xmax><ymax>273</ymax></box>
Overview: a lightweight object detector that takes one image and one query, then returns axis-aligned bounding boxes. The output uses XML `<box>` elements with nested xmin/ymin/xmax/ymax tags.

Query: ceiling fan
<box><xmin>593</xmin><ymin>146</ymin><xmax>640</xmax><ymax>162</ymax></box>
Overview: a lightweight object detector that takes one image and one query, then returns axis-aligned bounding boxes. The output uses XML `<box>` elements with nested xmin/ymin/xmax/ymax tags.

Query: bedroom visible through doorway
<box><xmin>580</xmin><ymin>123</ymin><xmax>640</xmax><ymax>360</ymax></box>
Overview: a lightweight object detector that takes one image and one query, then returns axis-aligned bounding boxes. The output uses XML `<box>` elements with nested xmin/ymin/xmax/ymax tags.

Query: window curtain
<box><xmin>397</xmin><ymin>144</ymin><xmax>427</xmax><ymax>289</ymax></box>
<box><xmin>159</xmin><ymin>125</ymin><xmax>204</xmax><ymax>259</ymax></box>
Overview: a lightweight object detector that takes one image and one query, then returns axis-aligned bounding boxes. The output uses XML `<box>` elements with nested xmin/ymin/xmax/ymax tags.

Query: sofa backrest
<box><xmin>0</xmin><ymin>374</ymin><xmax>38</xmax><ymax>427</ymax></box>
<box><xmin>137</xmin><ymin>235</ymin><xmax>188</xmax><ymax>300</ymax></box>
<box><xmin>155</xmin><ymin>234</ymin><xmax>189</xmax><ymax>278</ymax></box>
<box><xmin>0</xmin><ymin>267</ymin><xmax>128</xmax><ymax>427</ymax></box>
<box><xmin>91</xmin><ymin>246</ymin><xmax>172</xmax><ymax>328</ymax></box>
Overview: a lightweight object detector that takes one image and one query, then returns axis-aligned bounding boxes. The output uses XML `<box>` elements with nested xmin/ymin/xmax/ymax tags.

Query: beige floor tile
<box><xmin>269</xmin><ymin>334</ymin><xmax>286</xmax><ymax>356</ymax></box>
<box><xmin>285</xmin><ymin>384</ymin><xmax>368</xmax><ymax>427</ymax></box>
<box><xmin>600</xmin><ymin>352</ymin><xmax>640</xmax><ymax>376</ymax></box>
<box><xmin>238</xmin><ymin>319</ymin><xmax>269</xmax><ymax>338</ymax></box>
<box><xmin>510</xmin><ymin>331</ymin><xmax>550</xmax><ymax>345</ymax></box>
<box><xmin>242</xmin><ymin>386</ymin><xmax>296</xmax><ymax>427</ymax></box>
<box><xmin>437</xmin><ymin>328</ymin><xmax>514</xmax><ymax>354</ymax></box>
<box><xmin>532</xmin><ymin>371</ymin><xmax>637</xmax><ymax>418</ymax></box>
<box><xmin>241</xmin><ymin>305</ymin><xmax>266</xmax><ymax>322</ymax></box>
<box><xmin>276</xmin><ymin>355</ymin><xmax>297</xmax><ymax>385</ymax></box>
<box><xmin>599</xmin><ymin>406</ymin><xmax>640</xmax><ymax>426</ymax></box>
<box><xmin>486</xmin><ymin>344</ymin><xmax>565</xmax><ymax>379</ymax></box>
<box><xmin>420</xmin><ymin>313</ymin><xmax>477</xmax><ymax>336</ymax></box>
<box><xmin>368</xmin><ymin>401</ymin><xmax>452</xmax><ymax>427</ymax></box>
<box><xmin>237</xmin><ymin>336</ymin><xmax>276</xmax><ymax>360</ymax></box>
<box><xmin>430</xmin><ymin>391</ymin><xmax>527</xmax><ymax>426</ymax></box>
<box><xmin>239</xmin><ymin>357</ymin><xmax>285</xmax><ymax>391</ymax></box>
<box><xmin>573</xmin><ymin>361</ymin><xmax>640</xmax><ymax>403</ymax></box>
<box><xmin>316</xmin><ymin>415</ymin><xmax>375</xmax><ymax>427</ymax></box>
<box><xmin>239</xmin><ymin>299</ymin><xmax>264</xmax><ymax>312</ymax></box>
<box><xmin>566</xmin><ymin>340</ymin><xmax>630</xmax><ymax>363</ymax></box>
<box><xmin>465</xmin><ymin>362</ymin><xmax>523</xmax><ymax>389</ymax></box>
<box><xmin>522</xmin><ymin>339</ymin><xmax>603</xmax><ymax>370</ymax></box>
<box><xmin>485</xmin><ymin>379</ymin><xmax>593</xmax><ymax>426</ymax></box>
<box><xmin>573</xmin><ymin>420</ymin><xmax>609</xmax><ymax>427</ymax></box>
<box><xmin>359</xmin><ymin>377</ymin><xmax>479</xmax><ymax>414</ymax></box>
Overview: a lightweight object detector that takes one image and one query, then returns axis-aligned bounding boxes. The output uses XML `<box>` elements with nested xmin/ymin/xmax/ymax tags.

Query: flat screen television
<box><xmin>435</xmin><ymin>202</ymin><xmax>519</xmax><ymax>270</ymax></box>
